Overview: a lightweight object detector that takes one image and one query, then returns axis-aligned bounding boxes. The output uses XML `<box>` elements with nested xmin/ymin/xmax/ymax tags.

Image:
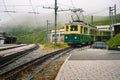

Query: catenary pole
<box><xmin>54</xmin><ymin>0</ymin><xmax>58</xmax><ymax>44</ymax></box>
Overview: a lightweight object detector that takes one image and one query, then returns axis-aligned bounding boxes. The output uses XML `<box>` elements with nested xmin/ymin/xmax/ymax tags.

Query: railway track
<box><xmin>0</xmin><ymin>44</ymin><xmax>39</xmax><ymax>69</ymax></box>
<box><xmin>0</xmin><ymin>44</ymin><xmax>27</xmax><ymax>51</ymax></box>
<box><xmin>0</xmin><ymin>47</ymin><xmax>73</xmax><ymax>80</ymax></box>
<box><xmin>0</xmin><ymin>45</ymin><xmax>90</xmax><ymax>80</ymax></box>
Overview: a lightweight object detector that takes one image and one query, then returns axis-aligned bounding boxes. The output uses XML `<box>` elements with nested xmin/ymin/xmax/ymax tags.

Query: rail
<box><xmin>0</xmin><ymin>47</ymin><xmax>72</xmax><ymax>80</ymax></box>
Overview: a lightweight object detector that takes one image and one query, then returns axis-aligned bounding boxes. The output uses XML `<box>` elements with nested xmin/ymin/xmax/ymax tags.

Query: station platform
<box><xmin>56</xmin><ymin>48</ymin><xmax>120</xmax><ymax>80</ymax></box>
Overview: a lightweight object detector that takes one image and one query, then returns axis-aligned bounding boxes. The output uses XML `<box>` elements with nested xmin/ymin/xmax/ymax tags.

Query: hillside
<box><xmin>107</xmin><ymin>34</ymin><xmax>120</xmax><ymax>48</ymax></box>
<box><xmin>0</xmin><ymin>24</ymin><xmax>49</xmax><ymax>44</ymax></box>
<box><xmin>0</xmin><ymin>13</ymin><xmax>120</xmax><ymax>44</ymax></box>
<box><xmin>17</xmin><ymin>31</ymin><xmax>46</xmax><ymax>44</ymax></box>
<box><xmin>84</xmin><ymin>13</ymin><xmax>120</xmax><ymax>26</ymax></box>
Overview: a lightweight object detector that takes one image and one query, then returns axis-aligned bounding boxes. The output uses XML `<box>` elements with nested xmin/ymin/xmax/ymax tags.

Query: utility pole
<box><xmin>46</xmin><ymin>20</ymin><xmax>50</xmax><ymax>43</ymax></box>
<box><xmin>43</xmin><ymin>0</ymin><xmax>58</xmax><ymax>44</ymax></box>
<box><xmin>109</xmin><ymin>4</ymin><xmax>116</xmax><ymax>37</ymax></box>
<box><xmin>54</xmin><ymin>0</ymin><xmax>58</xmax><ymax>44</ymax></box>
<box><xmin>46</xmin><ymin>20</ymin><xmax>48</xmax><ymax>43</ymax></box>
<box><xmin>91</xmin><ymin>16</ymin><xmax>93</xmax><ymax>25</ymax></box>
<box><xmin>109</xmin><ymin>4</ymin><xmax>116</xmax><ymax>27</ymax></box>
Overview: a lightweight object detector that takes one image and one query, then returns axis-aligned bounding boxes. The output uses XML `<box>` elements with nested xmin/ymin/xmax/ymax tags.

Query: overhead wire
<box><xmin>28</xmin><ymin>0</ymin><xmax>39</xmax><ymax>26</ymax></box>
<box><xmin>70</xmin><ymin>0</ymin><xmax>75</xmax><ymax>8</ymax></box>
<box><xmin>2</xmin><ymin>0</ymin><xmax>15</xmax><ymax>21</ymax></box>
<box><xmin>29</xmin><ymin>0</ymin><xmax>36</xmax><ymax>13</ymax></box>
<box><xmin>85</xmin><ymin>7</ymin><xmax>109</xmax><ymax>16</ymax></box>
<box><xmin>0</xmin><ymin>9</ymin><xmax>54</xmax><ymax>14</ymax></box>
<box><xmin>1</xmin><ymin>1</ymin><xmax>118</xmax><ymax>24</ymax></box>
<box><xmin>0</xmin><ymin>4</ymin><xmax>43</xmax><ymax>7</ymax></box>
<box><xmin>70</xmin><ymin>0</ymin><xmax>85</xmax><ymax>21</ymax></box>
<box><xmin>57</xmin><ymin>3</ymin><xmax>73</xmax><ymax>8</ymax></box>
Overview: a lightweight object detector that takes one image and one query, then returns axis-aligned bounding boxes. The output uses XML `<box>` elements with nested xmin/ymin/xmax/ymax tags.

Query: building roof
<box><xmin>0</xmin><ymin>37</ymin><xmax>5</xmax><ymax>39</ymax></box>
<box><xmin>113</xmin><ymin>23</ymin><xmax>120</xmax><ymax>26</ymax></box>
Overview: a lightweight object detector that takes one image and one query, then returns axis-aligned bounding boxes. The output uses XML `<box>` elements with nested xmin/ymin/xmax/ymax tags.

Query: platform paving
<box><xmin>56</xmin><ymin>48</ymin><xmax>120</xmax><ymax>80</ymax></box>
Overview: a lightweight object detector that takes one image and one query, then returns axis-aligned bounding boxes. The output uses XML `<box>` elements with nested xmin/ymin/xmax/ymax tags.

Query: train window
<box><xmin>81</xmin><ymin>26</ymin><xmax>83</xmax><ymax>33</ymax></box>
<box><xmin>70</xmin><ymin>25</ymin><xmax>78</xmax><ymax>31</ymax></box>
<box><xmin>84</xmin><ymin>28</ymin><xmax>86</xmax><ymax>34</ymax></box>
<box><xmin>66</xmin><ymin>25</ymin><xmax>69</xmax><ymax>31</ymax></box>
<box><xmin>84</xmin><ymin>27</ymin><xmax>88</xmax><ymax>34</ymax></box>
<box><xmin>90</xmin><ymin>29</ymin><xmax>94</xmax><ymax>35</ymax></box>
<box><xmin>86</xmin><ymin>28</ymin><xmax>88</xmax><ymax>34</ymax></box>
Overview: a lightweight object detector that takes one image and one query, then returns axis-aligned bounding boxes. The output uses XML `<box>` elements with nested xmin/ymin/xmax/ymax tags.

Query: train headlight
<box><xmin>66</xmin><ymin>36</ymin><xmax>68</xmax><ymax>39</ymax></box>
<box><xmin>74</xmin><ymin>36</ymin><xmax>77</xmax><ymax>39</ymax></box>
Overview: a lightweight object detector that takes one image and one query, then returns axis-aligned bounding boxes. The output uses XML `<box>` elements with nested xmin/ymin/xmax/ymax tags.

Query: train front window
<box><xmin>70</xmin><ymin>25</ymin><xmax>78</xmax><ymax>31</ymax></box>
<box><xmin>66</xmin><ymin>25</ymin><xmax>69</xmax><ymax>31</ymax></box>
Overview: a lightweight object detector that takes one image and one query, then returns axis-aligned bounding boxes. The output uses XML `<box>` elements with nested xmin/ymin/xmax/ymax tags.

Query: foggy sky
<box><xmin>0</xmin><ymin>0</ymin><xmax>120</xmax><ymax>23</ymax></box>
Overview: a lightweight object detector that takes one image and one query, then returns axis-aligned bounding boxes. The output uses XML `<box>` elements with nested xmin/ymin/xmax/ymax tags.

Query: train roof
<box><xmin>65</xmin><ymin>20</ymin><xmax>97</xmax><ymax>29</ymax></box>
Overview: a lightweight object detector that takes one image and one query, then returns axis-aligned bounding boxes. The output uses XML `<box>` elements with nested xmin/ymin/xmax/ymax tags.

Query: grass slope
<box><xmin>43</xmin><ymin>42</ymin><xmax>68</xmax><ymax>50</ymax></box>
<box><xmin>17</xmin><ymin>31</ymin><xmax>46</xmax><ymax>44</ymax></box>
<box><xmin>84</xmin><ymin>13</ymin><xmax>120</xmax><ymax>26</ymax></box>
<box><xmin>107</xmin><ymin>34</ymin><xmax>120</xmax><ymax>48</ymax></box>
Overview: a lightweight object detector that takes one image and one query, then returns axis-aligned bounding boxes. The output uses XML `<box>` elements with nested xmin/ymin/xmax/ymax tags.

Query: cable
<box><xmin>86</xmin><ymin>7</ymin><xmax>109</xmax><ymax>15</ymax></box>
<box><xmin>2</xmin><ymin>0</ymin><xmax>15</xmax><ymax>21</ymax></box>
<box><xmin>70</xmin><ymin>0</ymin><xmax>75</xmax><ymax>8</ymax></box>
<box><xmin>29</xmin><ymin>0</ymin><xmax>35</xmax><ymax>13</ymax></box>
<box><xmin>28</xmin><ymin>0</ymin><xmax>39</xmax><ymax>25</ymax></box>
<box><xmin>0</xmin><ymin>9</ymin><xmax>55</xmax><ymax>14</ymax></box>
<box><xmin>0</xmin><ymin>4</ymin><xmax>43</xmax><ymax>7</ymax></box>
<box><xmin>57</xmin><ymin>3</ymin><xmax>73</xmax><ymax>8</ymax></box>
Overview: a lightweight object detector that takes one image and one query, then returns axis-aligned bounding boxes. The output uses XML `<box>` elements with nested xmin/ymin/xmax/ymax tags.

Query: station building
<box><xmin>0</xmin><ymin>32</ymin><xmax>17</xmax><ymax>44</ymax></box>
<box><xmin>96</xmin><ymin>25</ymin><xmax>114</xmax><ymax>31</ymax></box>
<box><xmin>50</xmin><ymin>29</ymin><xmax>64</xmax><ymax>42</ymax></box>
<box><xmin>113</xmin><ymin>23</ymin><xmax>120</xmax><ymax>35</ymax></box>
<box><xmin>96</xmin><ymin>23</ymin><xmax>120</xmax><ymax>35</ymax></box>
<box><xmin>0</xmin><ymin>32</ymin><xmax>6</xmax><ymax>44</ymax></box>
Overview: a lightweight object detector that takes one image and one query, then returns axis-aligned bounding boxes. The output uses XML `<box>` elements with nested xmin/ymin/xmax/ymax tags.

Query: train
<box><xmin>64</xmin><ymin>20</ymin><xmax>112</xmax><ymax>46</ymax></box>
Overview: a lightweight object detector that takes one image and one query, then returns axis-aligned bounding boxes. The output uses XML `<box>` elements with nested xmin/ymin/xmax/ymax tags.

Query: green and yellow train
<box><xmin>64</xmin><ymin>21</ymin><xmax>112</xmax><ymax>46</ymax></box>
